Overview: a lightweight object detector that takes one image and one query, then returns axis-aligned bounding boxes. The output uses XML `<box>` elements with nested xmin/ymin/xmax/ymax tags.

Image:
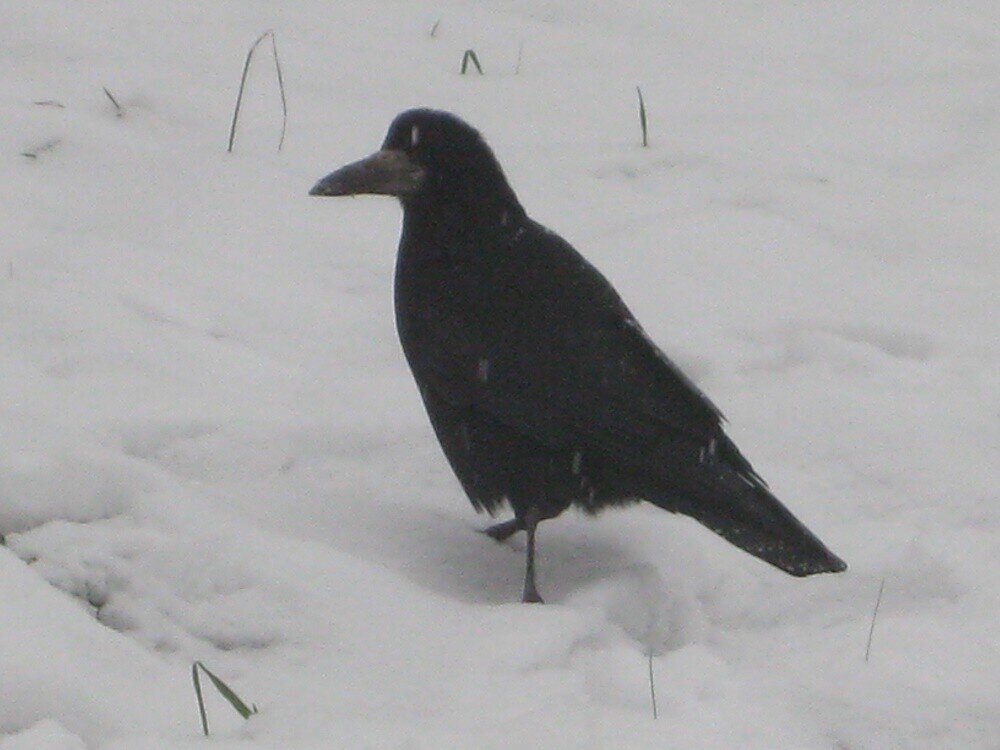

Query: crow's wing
<box><xmin>400</xmin><ymin>221</ymin><xmax>850</xmax><ymax>576</ymax></box>
<box><xmin>400</xmin><ymin>220</ymin><xmax>727</xmax><ymax>459</ymax></box>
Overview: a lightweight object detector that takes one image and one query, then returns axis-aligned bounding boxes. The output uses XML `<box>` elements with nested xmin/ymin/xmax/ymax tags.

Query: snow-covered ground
<box><xmin>2</xmin><ymin>1</ymin><xmax>997</xmax><ymax>747</ymax></box>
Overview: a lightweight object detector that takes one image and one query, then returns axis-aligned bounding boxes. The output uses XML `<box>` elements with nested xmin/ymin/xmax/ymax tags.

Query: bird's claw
<box><xmin>482</xmin><ymin>518</ymin><xmax>522</xmax><ymax>542</ymax></box>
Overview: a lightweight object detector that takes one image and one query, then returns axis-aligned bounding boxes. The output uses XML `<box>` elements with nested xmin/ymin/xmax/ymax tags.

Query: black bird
<box><xmin>311</xmin><ymin>109</ymin><xmax>846</xmax><ymax>603</ymax></box>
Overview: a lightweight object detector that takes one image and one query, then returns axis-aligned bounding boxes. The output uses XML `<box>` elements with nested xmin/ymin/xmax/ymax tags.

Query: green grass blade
<box><xmin>461</xmin><ymin>49</ymin><xmax>483</xmax><ymax>75</ymax></box>
<box><xmin>192</xmin><ymin>661</ymin><xmax>258</xmax><ymax>736</ymax></box>
<box><xmin>196</xmin><ymin>662</ymin><xmax>258</xmax><ymax>719</ymax></box>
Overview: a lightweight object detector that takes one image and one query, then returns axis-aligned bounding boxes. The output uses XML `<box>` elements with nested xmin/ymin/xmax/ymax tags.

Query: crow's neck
<box><xmin>400</xmin><ymin>184</ymin><xmax>526</xmax><ymax>259</ymax></box>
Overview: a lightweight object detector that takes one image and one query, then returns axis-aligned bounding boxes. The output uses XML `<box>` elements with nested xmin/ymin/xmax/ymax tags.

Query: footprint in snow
<box><xmin>7</xmin><ymin>514</ymin><xmax>285</xmax><ymax>656</ymax></box>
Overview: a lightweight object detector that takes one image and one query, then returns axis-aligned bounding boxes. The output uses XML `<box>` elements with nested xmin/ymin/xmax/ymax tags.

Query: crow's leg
<box><xmin>521</xmin><ymin>506</ymin><xmax>544</xmax><ymax>604</ymax></box>
<box><xmin>483</xmin><ymin>517</ymin><xmax>523</xmax><ymax>542</ymax></box>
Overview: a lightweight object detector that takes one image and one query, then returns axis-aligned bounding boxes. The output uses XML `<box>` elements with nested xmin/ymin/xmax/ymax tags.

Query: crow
<box><xmin>310</xmin><ymin>109</ymin><xmax>846</xmax><ymax>603</ymax></box>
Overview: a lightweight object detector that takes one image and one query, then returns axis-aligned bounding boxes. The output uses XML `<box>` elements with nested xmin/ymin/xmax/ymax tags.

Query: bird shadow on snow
<box><xmin>384</xmin><ymin>509</ymin><xmax>640</xmax><ymax>606</ymax></box>
<box><xmin>112</xmin><ymin>419</ymin><xmax>651</xmax><ymax>609</ymax></box>
<box><xmin>329</xmin><ymin>499</ymin><xmax>704</xmax><ymax>651</ymax></box>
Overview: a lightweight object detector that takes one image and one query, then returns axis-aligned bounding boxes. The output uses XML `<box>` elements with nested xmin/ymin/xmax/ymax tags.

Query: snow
<box><xmin>1</xmin><ymin>1</ymin><xmax>998</xmax><ymax>747</ymax></box>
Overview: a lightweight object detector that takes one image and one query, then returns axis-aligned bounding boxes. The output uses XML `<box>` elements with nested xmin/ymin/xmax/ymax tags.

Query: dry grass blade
<box><xmin>865</xmin><ymin>577</ymin><xmax>886</xmax><ymax>663</ymax></box>
<box><xmin>33</xmin><ymin>100</ymin><xmax>65</xmax><ymax>108</ymax></box>
<box><xmin>192</xmin><ymin>663</ymin><xmax>209</xmax><ymax>736</ymax></box>
<box><xmin>636</xmin><ymin>85</ymin><xmax>648</xmax><ymax>147</ymax></box>
<box><xmin>269</xmin><ymin>33</ymin><xmax>288</xmax><ymax>151</ymax></box>
<box><xmin>461</xmin><ymin>49</ymin><xmax>484</xmax><ymax>75</ymax></box>
<box><xmin>20</xmin><ymin>138</ymin><xmax>61</xmax><ymax>160</ymax></box>
<box><xmin>430</xmin><ymin>19</ymin><xmax>441</xmax><ymax>37</ymax></box>
<box><xmin>514</xmin><ymin>42</ymin><xmax>524</xmax><ymax>74</ymax></box>
<box><xmin>228</xmin><ymin>30</ymin><xmax>288</xmax><ymax>153</ymax></box>
<box><xmin>103</xmin><ymin>87</ymin><xmax>124</xmax><ymax>118</ymax></box>
<box><xmin>229</xmin><ymin>31</ymin><xmax>269</xmax><ymax>152</ymax></box>
<box><xmin>648</xmin><ymin>650</ymin><xmax>658</xmax><ymax>719</ymax></box>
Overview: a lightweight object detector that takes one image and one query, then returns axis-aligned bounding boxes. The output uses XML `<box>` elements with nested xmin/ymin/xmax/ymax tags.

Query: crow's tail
<box><xmin>649</xmin><ymin>437</ymin><xmax>847</xmax><ymax>577</ymax></box>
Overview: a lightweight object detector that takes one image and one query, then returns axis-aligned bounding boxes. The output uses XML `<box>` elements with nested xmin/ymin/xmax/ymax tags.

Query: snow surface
<box><xmin>2</xmin><ymin>1</ymin><xmax>998</xmax><ymax>747</ymax></box>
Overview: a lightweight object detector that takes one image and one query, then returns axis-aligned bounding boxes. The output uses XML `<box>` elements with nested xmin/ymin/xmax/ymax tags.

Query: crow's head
<box><xmin>310</xmin><ymin>109</ymin><xmax>521</xmax><ymax>216</ymax></box>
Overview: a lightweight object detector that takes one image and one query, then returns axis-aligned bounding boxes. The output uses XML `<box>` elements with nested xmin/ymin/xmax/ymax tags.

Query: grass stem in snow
<box><xmin>192</xmin><ymin>661</ymin><xmax>258</xmax><ymax>736</ymax></box>
<box><xmin>20</xmin><ymin>138</ymin><xmax>60</xmax><ymax>160</ymax></box>
<box><xmin>865</xmin><ymin>577</ymin><xmax>886</xmax><ymax>663</ymax></box>
<box><xmin>228</xmin><ymin>30</ymin><xmax>288</xmax><ymax>153</ymax></box>
<box><xmin>648</xmin><ymin>650</ymin><xmax>658</xmax><ymax>719</ymax></box>
<box><xmin>103</xmin><ymin>87</ymin><xmax>124</xmax><ymax>118</ymax></box>
<box><xmin>461</xmin><ymin>49</ymin><xmax>484</xmax><ymax>75</ymax></box>
<box><xmin>192</xmin><ymin>663</ymin><xmax>208</xmax><ymax>736</ymax></box>
<box><xmin>636</xmin><ymin>86</ymin><xmax>649</xmax><ymax>147</ymax></box>
<box><xmin>270</xmin><ymin>33</ymin><xmax>288</xmax><ymax>151</ymax></box>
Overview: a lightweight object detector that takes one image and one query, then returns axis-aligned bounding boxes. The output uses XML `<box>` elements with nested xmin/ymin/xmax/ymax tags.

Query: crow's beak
<box><xmin>309</xmin><ymin>149</ymin><xmax>425</xmax><ymax>197</ymax></box>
